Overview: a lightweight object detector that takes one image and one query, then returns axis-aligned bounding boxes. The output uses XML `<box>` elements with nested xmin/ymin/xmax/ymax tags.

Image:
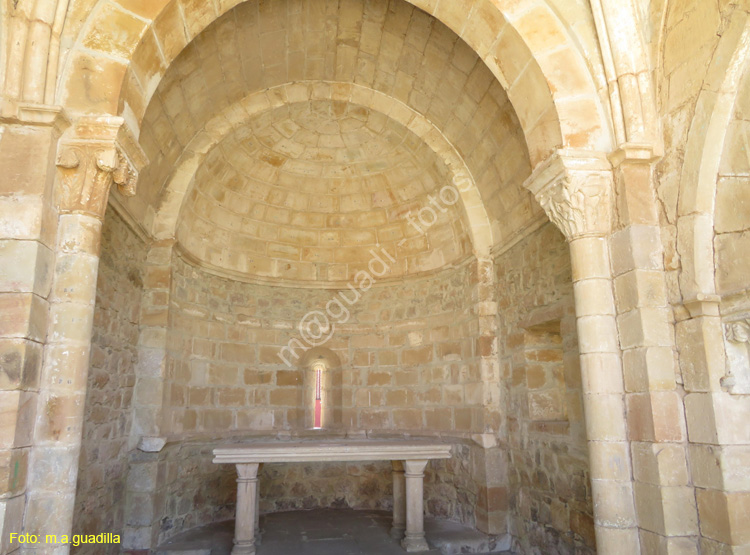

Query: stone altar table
<box><xmin>213</xmin><ymin>439</ymin><xmax>452</xmax><ymax>554</ymax></box>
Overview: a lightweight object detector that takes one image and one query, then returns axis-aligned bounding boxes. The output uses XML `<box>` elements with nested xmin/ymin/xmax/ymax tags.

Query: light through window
<box><xmin>313</xmin><ymin>362</ymin><xmax>324</xmax><ymax>429</ymax></box>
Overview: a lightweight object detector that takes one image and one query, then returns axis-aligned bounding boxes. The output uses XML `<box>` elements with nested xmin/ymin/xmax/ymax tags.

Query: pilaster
<box><xmin>0</xmin><ymin>104</ymin><xmax>68</xmax><ymax>554</ymax></box>
<box><xmin>611</xmin><ymin>146</ymin><xmax>698</xmax><ymax>552</ymax></box>
<box><xmin>131</xmin><ymin>239</ymin><xmax>175</xmax><ymax>445</ymax></box>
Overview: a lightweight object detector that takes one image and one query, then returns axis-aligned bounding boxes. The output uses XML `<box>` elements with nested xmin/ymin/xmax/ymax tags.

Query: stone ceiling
<box><xmin>177</xmin><ymin>99</ymin><xmax>471</xmax><ymax>282</ymax></box>
<box><xmin>118</xmin><ymin>0</ymin><xmax>537</xmax><ymax>285</ymax></box>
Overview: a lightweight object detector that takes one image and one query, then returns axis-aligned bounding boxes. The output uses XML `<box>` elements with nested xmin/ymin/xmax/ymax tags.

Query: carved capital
<box><xmin>536</xmin><ymin>174</ymin><xmax>610</xmax><ymax>240</ymax></box>
<box><xmin>524</xmin><ymin>151</ymin><xmax>614</xmax><ymax>241</ymax></box>
<box><xmin>55</xmin><ymin>116</ymin><xmax>147</xmax><ymax>219</ymax></box>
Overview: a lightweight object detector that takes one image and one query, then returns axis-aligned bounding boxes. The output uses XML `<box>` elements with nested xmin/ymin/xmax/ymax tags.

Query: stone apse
<box><xmin>0</xmin><ymin>0</ymin><xmax>749</xmax><ymax>554</ymax></box>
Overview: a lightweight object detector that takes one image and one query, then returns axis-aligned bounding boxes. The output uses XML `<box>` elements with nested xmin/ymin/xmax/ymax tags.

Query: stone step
<box><xmin>155</xmin><ymin>511</ymin><xmax>514</xmax><ymax>555</ymax></box>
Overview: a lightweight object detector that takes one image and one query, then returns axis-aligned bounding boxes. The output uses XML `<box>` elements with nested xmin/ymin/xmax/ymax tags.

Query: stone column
<box><xmin>402</xmin><ymin>459</ymin><xmax>429</xmax><ymax>552</ymax></box>
<box><xmin>390</xmin><ymin>460</ymin><xmax>406</xmax><ymax>538</ymax></box>
<box><xmin>256</xmin><ymin>463</ymin><xmax>263</xmax><ymax>541</ymax></box>
<box><xmin>233</xmin><ymin>463</ymin><xmax>260</xmax><ymax>555</ymax></box>
<box><xmin>21</xmin><ymin>115</ymin><xmax>146</xmax><ymax>551</ymax></box>
<box><xmin>525</xmin><ymin>152</ymin><xmax>640</xmax><ymax>553</ymax></box>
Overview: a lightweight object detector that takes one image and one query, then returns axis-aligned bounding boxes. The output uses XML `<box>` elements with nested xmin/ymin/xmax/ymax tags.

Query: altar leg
<box><xmin>233</xmin><ymin>463</ymin><xmax>260</xmax><ymax>555</ymax></box>
<box><xmin>390</xmin><ymin>460</ymin><xmax>406</xmax><ymax>539</ymax></box>
<box><xmin>402</xmin><ymin>459</ymin><xmax>429</xmax><ymax>552</ymax></box>
<box><xmin>255</xmin><ymin>463</ymin><xmax>263</xmax><ymax>544</ymax></box>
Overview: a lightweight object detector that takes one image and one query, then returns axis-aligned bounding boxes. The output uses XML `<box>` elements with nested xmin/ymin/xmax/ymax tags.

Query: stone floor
<box><xmin>156</xmin><ymin>509</ymin><xmax>512</xmax><ymax>555</ymax></box>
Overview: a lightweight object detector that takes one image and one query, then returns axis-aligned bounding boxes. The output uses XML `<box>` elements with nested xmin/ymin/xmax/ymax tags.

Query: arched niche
<box><xmin>300</xmin><ymin>347</ymin><xmax>343</xmax><ymax>430</ymax></box>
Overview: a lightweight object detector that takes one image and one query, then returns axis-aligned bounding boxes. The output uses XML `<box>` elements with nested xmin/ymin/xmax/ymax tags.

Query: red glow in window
<box><xmin>314</xmin><ymin>364</ymin><xmax>322</xmax><ymax>429</ymax></box>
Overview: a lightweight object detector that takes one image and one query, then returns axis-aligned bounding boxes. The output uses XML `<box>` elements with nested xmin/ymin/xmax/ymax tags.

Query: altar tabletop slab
<box><xmin>213</xmin><ymin>439</ymin><xmax>453</xmax><ymax>464</ymax></box>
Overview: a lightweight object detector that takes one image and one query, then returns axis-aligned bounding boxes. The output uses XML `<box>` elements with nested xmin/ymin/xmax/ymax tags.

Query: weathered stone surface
<box><xmin>163</xmin><ymin>253</ymin><xmax>490</xmax><ymax>437</ymax></box>
<box><xmin>1</xmin><ymin>0</ymin><xmax>749</xmax><ymax>552</ymax></box>
<box><xmin>72</xmin><ymin>208</ymin><xmax>147</xmax><ymax>554</ymax></box>
<box><xmin>496</xmin><ymin>223</ymin><xmax>594</xmax><ymax>554</ymax></box>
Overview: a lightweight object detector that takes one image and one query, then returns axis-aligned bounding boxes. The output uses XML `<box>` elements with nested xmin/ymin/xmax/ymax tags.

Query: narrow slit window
<box><xmin>314</xmin><ymin>362</ymin><xmax>323</xmax><ymax>429</ymax></box>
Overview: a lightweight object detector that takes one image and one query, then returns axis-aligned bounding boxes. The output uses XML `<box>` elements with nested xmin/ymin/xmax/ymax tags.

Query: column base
<box><xmin>401</xmin><ymin>534</ymin><xmax>429</xmax><ymax>552</ymax></box>
<box><xmin>389</xmin><ymin>525</ymin><xmax>405</xmax><ymax>539</ymax></box>
<box><xmin>231</xmin><ymin>540</ymin><xmax>256</xmax><ymax>555</ymax></box>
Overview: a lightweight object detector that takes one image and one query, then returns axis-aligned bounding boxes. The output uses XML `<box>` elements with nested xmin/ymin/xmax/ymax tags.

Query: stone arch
<box><xmin>56</xmin><ymin>0</ymin><xmax>613</xmax><ymax>168</ymax></box>
<box><xmin>676</xmin><ymin>11</ymin><xmax>750</xmax><ymax>304</ymax></box>
<box><xmin>146</xmin><ymin>81</ymin><xmax>493</xmax><ymax>260</ymax></box>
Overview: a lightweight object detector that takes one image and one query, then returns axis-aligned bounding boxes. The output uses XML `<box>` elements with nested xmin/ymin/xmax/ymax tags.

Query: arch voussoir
<box><xmin>57</xmin><ymin>0</ymin><xmax>613</xmax><ymax>169</ymax></box>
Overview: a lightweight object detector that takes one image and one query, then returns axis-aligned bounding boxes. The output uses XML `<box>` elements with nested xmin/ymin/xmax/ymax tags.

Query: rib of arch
<box><xmin>677</xmin><ymin>9</ymin><xmax>750</xmax><ymax>303</ymax></box>
<box><xmin>146</xmin><ymin>80</ymin><xmax>494</xmax><ymax>258</ymax></box>
<box><xmin>57</xmin><ymin>0</ymin><xmax>614</xmax><ymax>169</ymax></box>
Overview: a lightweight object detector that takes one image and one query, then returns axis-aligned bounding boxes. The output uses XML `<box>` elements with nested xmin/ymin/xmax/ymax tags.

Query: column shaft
<box><xmin>391</xmin><ymin>460</ymin><xmax>406</xmax><ymax>538</ymax></box>
<box><xmin>402</xmin><ymin>459</ymin><xmax>429</xmax><ymax>552</ymax></box>
<box><xmin>234</xmin><ymin>463</ymin><xmax>260</xmax><ymax>555</ymax></box>
<box><xmin>570</xmin><ymin>236</ymin><xmax>639</xmax><ymax>553</ymax></box>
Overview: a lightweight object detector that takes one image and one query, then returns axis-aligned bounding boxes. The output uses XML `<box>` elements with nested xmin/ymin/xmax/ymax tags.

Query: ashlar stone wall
<box><xmin>655</xmin><ymin>2</ymin><xmax>750</xmax><ymax>550</ymax></box>
<box><xmin>163</xmin><ymin>253</ymin><xmax>489</xmax><ymax>436</ymax></box>
<box><xmin>497</xmin><ymin>223</ymin><xmax>594</xmax><ymax>554</ymax></box>
<box><xmin>121</xmin><ymin>222</ymin><xmax>579</xmax><ymax>548</ymax></box>
<box><xmin>121</xmin><ymin>249</ymin><xmax>501</xmax><ymax>544</ymax></box>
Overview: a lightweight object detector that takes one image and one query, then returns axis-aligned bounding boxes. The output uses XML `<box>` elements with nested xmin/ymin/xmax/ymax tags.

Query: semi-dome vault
<box><xmin>177</xmin><ymin>96</ymin><xmax>474</xmax><ymax>283</ymax></box>
<box><xmin>112</xmin><ymin>0</ymin><xmax>539</xmax><ymax>284</ymax></box>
